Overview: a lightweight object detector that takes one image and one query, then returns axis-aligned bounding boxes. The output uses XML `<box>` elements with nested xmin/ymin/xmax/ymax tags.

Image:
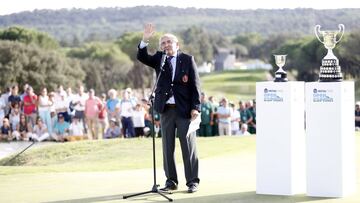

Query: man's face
<box><xmin>160</xmin><ymin>36</ymin><xmax>178</xmax><ymax>56</ymax></box>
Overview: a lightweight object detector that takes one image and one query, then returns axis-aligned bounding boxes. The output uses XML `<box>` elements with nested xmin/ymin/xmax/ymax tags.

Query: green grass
<box><xmin>200</xmin><ymin>69</ymin><xmax>269</xmax><ymax>102</ymax></box>
<box><xmin>0</xmin><ymin>136</ymin><xmax>255</xmax><ymax>175</ymax></box>
<box><xmin>0</xmin><ymin>133</ymin><xmax>359</xmax><ymax>203</ymax></box>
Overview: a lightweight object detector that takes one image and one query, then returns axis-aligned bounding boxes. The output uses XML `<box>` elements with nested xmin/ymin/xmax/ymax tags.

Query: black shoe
<box><xmin>160</xmin><ymin>183</ymin><xmax>178</xmax><ymax>191</ymax></box>
<box><xmin>187</xmin><ymin>184</ymin><xmax>198</xmax><ymax>193</ymax></box>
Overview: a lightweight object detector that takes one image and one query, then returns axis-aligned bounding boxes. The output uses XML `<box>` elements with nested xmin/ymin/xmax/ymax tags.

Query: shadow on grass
<box><xmin>44</xmin><ymin>191</ymin><xmax>335</xmax><ymax>203</ymax></box>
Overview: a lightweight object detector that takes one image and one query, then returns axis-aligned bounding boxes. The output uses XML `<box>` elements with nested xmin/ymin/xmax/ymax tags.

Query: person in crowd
<box><xmin>0</xmin><ymin>90</ymin><xmax>6</xmax><ymax>128</ymax></box>
<box><xmin>119</xmin><ymin>89</ymin><xmax>135</xmax><ymax>138</ymax></box>
<box><xmin>199</xmin><ymin>92</ymin><xmax>213</xmax><ymax>137</ymax></box>
<box><xmin>66</xmin><ymin>87</ymin><xmax>76</xmax><ymax>119</ymax></box>
<box><xmin>52</xmin><ymin>114</ymin><xmax>70</xmax><ymax>142</ymax></box>
<box><xmin>98</xmin><ymin>93</ymin><xmax>108</xmax><ymax>137</ymax></box>
<box><xmin>248</xmin><ymin>99</ymin><xmax>256</xmax><ymax>134</ymax></box>
<box><xmin>137</xmin><ymin>23</ymin><xmax>201</xmax><ymax>193</ymax></box>
<box><xmin>106</xmin><ymin>89</ymin><xmax>120</xmax><ymax>123</ymax></box>
<box><xmin>104</xmin><ymin>118</ymin><xmax>121</xmax><ymax>139</ymax></box>
<box><xmin>208</xmin><ymin>96</ymin><xmax>219</xmax><ymax>136</ymax></box>
<box><xmin>141</xmin><ymin>98</ymin><xmax>152</xmax><ymax>135</ymax></box>
<box><xmin>55</xmin><ymin>91</ymin><xmax>70</xmax><ymax>122</ymax></box>
<box><xmin>8</xmin><ymin>85</ymin><xmax>22</xmax><ymax>116</ymax></box>
<box><xmin>85</xmin><ymin>89</ymin><xmax>100</xmax><ymax>139</ymax></box>
<box><xmin>72</xmin><ymin>85</ymin><xmax>88</xmax><ymax>132</ymax></box>
<box><xmin>67</xmin><ymin>116</ymin><xmax>85</xmax><ymax>141</ymax></box>
<box><xmin>355</xmin><ymin>102</ymin><xmax>360</xmax><ymax>130</ymax></box>
<box><xmin>55</xmin><ymin>85</ymin><xmax>66</xmax><ymax>101</ymax></box>
<box><xmin>230</xmin><ymin>102</ymin><xmax>240</xmax><ymax>135</ymax></box>
<box><xmin>239</xmin><ymin>123</ymin><xmax>251</xmax><ymax>136</ymax></box>
<box><xmin>13</xmin><ymin>114</ymin><xmax>32</xmax><ymax>141</ymax></box>
<box><xmin>38</xmin><ymin>88</ymin><xmax>53</xmax><ymax>136</ymax></box>
<box><xmin>125</xmin><ymin>87</ymin><xmax>138</xmax><ymax>105</ymax></box>
<box><xmin>217</xmin><ymin>97</ymin><xmax>232</xmax><ymax>136</ymax></box>
<box><xmin>23</xmin><ymin>86</ymin><xmax>38</xmax><ymax>126</ymax></box>
<box><xmin>1</xmin><ymin>87</ymin><xmax>11</xmax><ymax>117</ymax></box>
<box><xmin>0</xmin><ymin>118</ymin><xmax>12</xmax><ymax>141</ymax></box>
<box><xmin>239</xmin><ymin>101</ymin><xmax>253</xmax><ymax>134</ymax></box>
<box><xmin>20</xmin><ymin>84</ymin><xmax>29</xmax><ymax>101</ymax></box>
<box><xmin>8</xmin><ymin>85</ymin><xmax>21</xmax><ymax>108</ymax></box>
<box><xmin>32</xmin><ymin>117</ymin><xmax>50</xmax><ymax>142</ymax></box>
<box><xmin>132</xmin><ymin>103</ymin><xmax>146</xmax><ymax>137</ymax></box>
<box><xmin>9</xmin><ymin>103</ymin><xmax>21</xmax><ymax>132</ymax></box>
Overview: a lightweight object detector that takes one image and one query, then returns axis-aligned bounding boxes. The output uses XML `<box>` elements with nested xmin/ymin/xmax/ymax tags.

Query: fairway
<box><xmin>0</xmin><ymin>135</ymin><xmax>359</xmax><ymax>203</ymax></box>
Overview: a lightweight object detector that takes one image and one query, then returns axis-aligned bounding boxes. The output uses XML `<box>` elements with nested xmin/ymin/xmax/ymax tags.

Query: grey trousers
<box><xmin>160</xmin><ymin>107</ymin><xmax>200</xmax><ymax>186</ymax></box>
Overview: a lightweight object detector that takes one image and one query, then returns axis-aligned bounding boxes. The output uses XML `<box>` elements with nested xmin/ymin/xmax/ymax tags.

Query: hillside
<box><xmin>1</xmin><ymin>6</ymin><xmax>360</xmax><ymax>44</ymax></box>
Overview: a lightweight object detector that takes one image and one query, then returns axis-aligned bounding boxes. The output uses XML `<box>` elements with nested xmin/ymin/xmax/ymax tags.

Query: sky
<box><xmin>1</xmin><ymin>0</ymin><xmax>360</xmax><ymax>15</ymax></box>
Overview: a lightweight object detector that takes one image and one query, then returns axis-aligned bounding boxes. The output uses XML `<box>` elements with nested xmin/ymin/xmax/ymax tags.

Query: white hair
<box><xmin>159</xmin><ymin>33</ymin><xmax>179</xmax><ymax>48</ymax></box>
<box><xmin>108</xmin><ymin>89</ymin><xmax>117</xmax><ymax>97</ymax></box>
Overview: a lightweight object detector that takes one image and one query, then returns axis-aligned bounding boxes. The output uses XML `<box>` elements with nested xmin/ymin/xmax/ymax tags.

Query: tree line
<box><xmin>0</xmin><ymin>24</ymin><xmax>360</xmax><ymax>95</ymax></box>
<box><xmin>1</xmin><ymin>7</ymin><xmax>360</xmax><ymax>45</ymax></box>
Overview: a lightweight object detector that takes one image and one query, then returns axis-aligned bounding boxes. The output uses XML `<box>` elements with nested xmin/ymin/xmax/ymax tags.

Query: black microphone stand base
<box><xmin>123</xmin><ymin>184</ymin><xmax>173</xmax><ymax>202</ymax></box>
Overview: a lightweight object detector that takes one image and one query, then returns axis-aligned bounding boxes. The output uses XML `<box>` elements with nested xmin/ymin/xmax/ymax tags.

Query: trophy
<box><xmin>314</xmin><ymin>24</ymin><xmax>345</xmax><ymax>82</ymax></box>
<box><xmin>274</xmin><ymin>54</ymin><xmax>288</xmax><ymax>82</ymax></box>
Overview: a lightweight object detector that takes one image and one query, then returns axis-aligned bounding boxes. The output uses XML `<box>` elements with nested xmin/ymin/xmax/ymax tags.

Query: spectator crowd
<box><xmin>2</xmin><ymin>83</ymin><xmax>360</xmax><ymax>143</ymax></box>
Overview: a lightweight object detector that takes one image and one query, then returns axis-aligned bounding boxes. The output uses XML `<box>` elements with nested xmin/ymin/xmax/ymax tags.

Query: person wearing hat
<box><xmin>137</xmin><ymin>23</ymin><xmax>201</xmax><ymax>193</ymax></box>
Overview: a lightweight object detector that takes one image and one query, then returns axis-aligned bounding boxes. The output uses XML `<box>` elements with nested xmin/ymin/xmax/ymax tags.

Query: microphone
<box><xmin>160</xmin><ymin>51</ymin><xmax>167</xmax><ymax>70</ymax></box>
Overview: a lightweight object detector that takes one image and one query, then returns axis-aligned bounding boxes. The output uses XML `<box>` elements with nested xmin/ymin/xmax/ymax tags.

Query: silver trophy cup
<box><xmin>314</xmin><ymin>24</ymin><xmax>345</xmax><ymax>82</ymax></box>
<box><xmin>274</xmin><ymin>54</ymin><xmax>288</xmax><ymax>82</ymax></box>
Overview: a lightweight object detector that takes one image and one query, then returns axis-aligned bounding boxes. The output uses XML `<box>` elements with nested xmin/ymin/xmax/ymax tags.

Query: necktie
<box><xmin>166</xmin><ymin>56</ymin><xmax>174</xmax><ymax>76</ymax></box>
<box><xmin>166</xmin><ymin>56</ymin><xmax>174</xmax><ymax>100</ymax></box>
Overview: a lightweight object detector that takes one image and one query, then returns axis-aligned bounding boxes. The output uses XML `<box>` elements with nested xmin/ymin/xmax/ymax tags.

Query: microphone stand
<box><xmin>123</xmin><ymin>54</ymin><xmax>173</xmax><ymax>202</ymax></box>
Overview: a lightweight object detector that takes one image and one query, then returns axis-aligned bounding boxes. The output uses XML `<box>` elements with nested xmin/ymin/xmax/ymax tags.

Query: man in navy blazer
<box><xmin>137</xmin><ymin>23</ymin><xmax>201</xmax><ymax>193</ymax></box>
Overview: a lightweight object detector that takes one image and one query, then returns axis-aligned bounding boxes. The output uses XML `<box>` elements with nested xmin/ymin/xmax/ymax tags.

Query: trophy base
<box><xmin>319</xmin><ymin>78</ymin><xmax>342</xmax><ymax>82</ymax></box>
<box><xmin>274</xmin><ymin>72</ymin><xmax>288</xmax><ymax>82</ymax></box>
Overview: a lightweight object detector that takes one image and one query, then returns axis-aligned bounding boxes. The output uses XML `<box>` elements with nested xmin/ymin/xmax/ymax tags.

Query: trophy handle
<box><xmin>336</xmin><ymin>24</ymin><xmax>345</xmax><ymax>43</ymax></box>
<box><xmin>314</xmin><ymin>25</ymin><xmax>324</xmax><ymax>44</ymax></box>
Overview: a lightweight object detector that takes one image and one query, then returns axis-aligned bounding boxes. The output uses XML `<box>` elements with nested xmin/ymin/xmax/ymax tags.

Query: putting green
<box><xmin>0</xmin><ymin>135</ymin><xmax>359</xmax><ymax>203</ymax></box>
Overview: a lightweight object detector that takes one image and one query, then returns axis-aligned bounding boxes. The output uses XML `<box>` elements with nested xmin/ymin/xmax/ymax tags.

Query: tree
<box><xmin>179</xmin><ymin>26</ymin><xmax>213</xmax><ymax>65</ymax></box>
<box><xmin>272</xmin><ymin>37</ymin><xmax>324</xmax><ymax>81</ymax></box>
<box><xmin>116</xmin><ymin>32</ymin><xmax>162</xmax><ymax>89</ymax></box>
<box><xmin>67</xmin><ymin>42</ymin><xmax>133</xmax><ymax>93</ymax></box>
<box><xmin>0</xmin><ymin>26</ymin><xmax>59</xmax><ymax>49</ymax></box>
<box><xmin>0</xmin><ymin>40</ymin><xmax>84</xmax><ymax>92</ymax></box>
<box><xmin>338</xmin><ymin>31</ymin><xmax>360</xmax><ymax>79</ymax></box>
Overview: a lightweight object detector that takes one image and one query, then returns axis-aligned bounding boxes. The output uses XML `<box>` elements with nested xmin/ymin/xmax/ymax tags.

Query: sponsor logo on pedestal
<box><xmin>264</xmin><ymin>88</ymin><xmax>284</xmax><ymax>102</ymax></box>
<box><xmin>312</xmin><ymin>88</ymin><xmax>334</xmax><ymax>102</ymax></box>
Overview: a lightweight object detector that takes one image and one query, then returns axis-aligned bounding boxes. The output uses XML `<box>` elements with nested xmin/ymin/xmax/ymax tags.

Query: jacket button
<box><xmin>165</xmin><ymin>93</ymin><xmax>168</xmax><ymax>95</ymax></box>
<box><xmin>171</xmin><ymin>83</ymin><xmax>174</xmax><ymax>86</ymax></box>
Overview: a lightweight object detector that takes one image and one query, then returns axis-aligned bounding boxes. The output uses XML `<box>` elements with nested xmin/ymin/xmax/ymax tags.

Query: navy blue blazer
<box><xmin>137</xmin><ymin>45</ymin><xmax>201</xmax><ymax>119</ymax></box>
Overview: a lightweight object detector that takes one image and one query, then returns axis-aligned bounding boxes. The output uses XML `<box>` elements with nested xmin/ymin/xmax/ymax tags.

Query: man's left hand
<box><xmin>191</xmin><ymin>110</ymin><xmax>199</xmax><ymax>121</ymax></box>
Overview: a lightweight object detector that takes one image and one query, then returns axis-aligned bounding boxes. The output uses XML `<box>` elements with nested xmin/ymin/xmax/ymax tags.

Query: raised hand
<box><xmin>143</xmin><ymin>23</ymin><xmax>155</xmax><ymax>42</ymax></box>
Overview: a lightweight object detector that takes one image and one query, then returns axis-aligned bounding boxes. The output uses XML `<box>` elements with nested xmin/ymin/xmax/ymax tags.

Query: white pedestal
<box><xmin>305</xmin><ymin>82</ymin><xmax>356</xmax><ymax>197</ymax></box>
<box><xmin>256</xmin><ymin>81</ymin><xmax>305</xmax><ymax>195</ymax></box>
